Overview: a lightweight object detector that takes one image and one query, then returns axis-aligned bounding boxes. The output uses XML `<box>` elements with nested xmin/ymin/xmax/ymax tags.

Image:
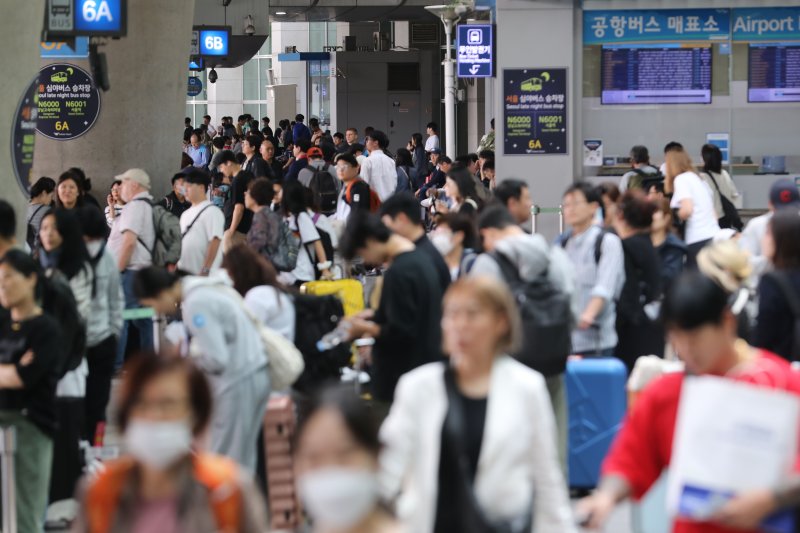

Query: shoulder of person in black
<box><xmin>345</xmin><ymin>180</ymin><xmax>371</xmax><ymax>210</ymax></box>
<box><xmin>414</xmin><ymin>234</ymin><xmax>451</xmax><ymax>292</ymax></box>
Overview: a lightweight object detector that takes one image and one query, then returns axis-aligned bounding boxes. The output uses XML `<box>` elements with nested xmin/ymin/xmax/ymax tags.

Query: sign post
<box><xmin>456</xmin><ymin>24</ymin><xmax>495</xmax><ymax>78</ymax></box>
<box><xmin>503</xmin><ymin>68</ymin><xmax>568</xmax><ymax>155</ymax></box>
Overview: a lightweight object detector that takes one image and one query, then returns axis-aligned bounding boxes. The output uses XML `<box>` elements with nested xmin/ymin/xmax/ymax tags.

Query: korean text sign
<box><xmin>503</xmin><ymin>68</ymin><xmax>568</xmax><ymax>156</ymax></box>
<box><xmin>457</xmin><ymin>24</ymin><xmax>494</xmax><ymax>78</ymax></box>
<box><xmin>584</xmin><ymin>9</ymin><xmax>730</xmax><ymax>44</ymax></box>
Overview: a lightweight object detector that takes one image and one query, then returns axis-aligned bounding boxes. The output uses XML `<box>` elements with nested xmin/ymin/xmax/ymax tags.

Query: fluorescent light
<box><xmin>276</xmin><ymin>11</ymin><xmax>287</xmax><ymax>15</ymax></box>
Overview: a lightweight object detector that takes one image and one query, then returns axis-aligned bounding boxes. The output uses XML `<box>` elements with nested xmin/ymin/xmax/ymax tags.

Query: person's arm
<box><xmin>0</xmin><ymin>365</ymin><xmax>24</xmax><ymax>389</ymax></box>
<box><xmin>677</xmin><ymin>198</ymin><xmax>694</xmax><ymax>221</ymax></box>
<box><xmin>116</xmin><ymin>231</ymin><xmax>138</xmax><ymax>271</ymax></box>
<box><xmin>226</xmin><ymin>204</ymin><xmax>245</xmax><ymax>239</ymax></box>
<box><xmin>107</xmin><ymin>255</ymin><xmax>124</xmax><ymax>338</ymax></box>
<box><xmin>184</xmin><ymin>297</ymin><xmax>229</xmax><ymax>374</ymax></box>
<box><xmin>580</xmin><ymin>235</ymin><xmax>625</xmax><ymax>329</ymax></box>
<box><xmin>201</xmin><ymin>238</ymin><xmax>221</xmax><ymax>275</ymax></box>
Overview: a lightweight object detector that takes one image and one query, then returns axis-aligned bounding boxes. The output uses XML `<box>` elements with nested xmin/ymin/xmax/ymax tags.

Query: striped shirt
<box><xmin>562</xmin><ymin>225</ymin><xmax>626</xmax><ymax>353</ymax></box>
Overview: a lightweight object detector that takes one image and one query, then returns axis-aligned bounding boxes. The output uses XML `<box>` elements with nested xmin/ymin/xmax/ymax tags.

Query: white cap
<box><xmin>115</xmin><ymin>168</ymin><xmax>151</xmax><ymax>189</ymax></box>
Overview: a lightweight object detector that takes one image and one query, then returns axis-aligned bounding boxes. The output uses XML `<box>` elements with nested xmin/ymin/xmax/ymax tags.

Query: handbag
<box><xmin>442</xmin><ymin>367</ymin><xmax>533</xmax><ymax>533</ymax></box>
<box><xmin>705</xmin><ymin>172</ymin><xmax>743</xmax><ymax>231</ymax></box>
<box><xmin>210</xmin><ymin>284</ymin><xmax>305</xmax><ymax>391</ymax></box>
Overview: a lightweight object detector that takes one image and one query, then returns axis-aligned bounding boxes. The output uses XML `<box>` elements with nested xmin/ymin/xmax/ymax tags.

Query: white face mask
<box><xmin>124</xmin><ymin>419</ymin><xmax>192</xmax><ymax>470</ymax></box>
<box><xmin>298</xmin><ymin>467</ymin><xmax>379</xmax><ymax>529</ymax></box>
<box><xmin>431</xmin><ymin>231</ymin><xmax>455</xmax><ymax>256</ymax></box>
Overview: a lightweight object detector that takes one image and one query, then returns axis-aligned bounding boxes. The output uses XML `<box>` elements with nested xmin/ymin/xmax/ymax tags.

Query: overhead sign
<box><xmin>457</xmin><ymin>24</ymin><xmax>495</xmax><ymax>78</ymax></box>
<box><xmin>41</xmin><ymin>37</ymin><xmax>90</xmax><ymax>58</ymax></box>
<box><xmin>187</xmin><ymin>76</ymin><xmax>203</xmax><ymax>97</ymax></box>
<box><xmin>503</xmin><ymin>68</ymin><xmax>568</xmax><ymax>156</ymax></box>
<box><xmin>11</xmin><ymin>77</ymin><xmax>40</xmax><ymax>194</ymax></box>
<box><xmin>732</xmin><ymin>8</ymin><xmax>800</xmax><ymax>41</ymax></box>
<box><xmin>46</xmin><ymin>0</ymin><xmax>126</xmax><ymax>38</ymax></box>
<box><xmin>36</xmin><ymin>64</ymin><xmax>101</xmax><ymax>141</ymax></box>
<box><xmin>198</xmin><ymin>27</ymin><xmax>231</xmax><ymax>57</ymax></box>
<box><xmin>584</xmin><ymin>9</ymin><xmax>730</xmax><ymax>44</ymax></box>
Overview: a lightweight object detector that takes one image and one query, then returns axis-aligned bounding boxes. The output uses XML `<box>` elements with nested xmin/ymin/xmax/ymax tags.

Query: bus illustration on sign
<box><xmin>50</xmin><ymin>68</ymin><xmax>73</xmax><ymax>83</ymax></box>
<box><xmin>520</xmin><ymin>72</ymin><xmax>550</xmax><ymax>92</ymax></box>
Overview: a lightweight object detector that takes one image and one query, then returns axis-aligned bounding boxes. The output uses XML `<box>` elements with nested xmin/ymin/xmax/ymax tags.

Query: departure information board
<box><xmin>748</xmin><ymin>43</ymin><xmax>800</xmax><ymax>102</ymax></box>
<box><xmin>601</xmin><ymin>44</ymin><xmax>712</xmax><ymax>104</ymax></box>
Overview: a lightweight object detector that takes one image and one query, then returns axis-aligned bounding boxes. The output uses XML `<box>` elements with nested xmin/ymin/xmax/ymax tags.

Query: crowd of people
<box><xmin>0</xmin><ymin>114</ymin><xmax>799</xmax><ymax>533</ymax></box>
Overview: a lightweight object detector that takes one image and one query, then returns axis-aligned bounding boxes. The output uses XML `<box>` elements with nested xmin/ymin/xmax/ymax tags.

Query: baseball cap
<box><xmin>430</xmin><ymin>148</ymin><xmax>442</xmax><ymax>155</ymax></box>
<box><xmin>307</xmin><ymin>147</ymin><xmax>324</xmax><ymax>158</ymax></box>
<box><xmin>115</xmin><ymin>168</ymin><xmax>151</xmax><ymax>189</ymax></box>
<box><xmin>769</xmin><ymin>178</ymin><xmax>800</xmax><ymax>208</ymax></box>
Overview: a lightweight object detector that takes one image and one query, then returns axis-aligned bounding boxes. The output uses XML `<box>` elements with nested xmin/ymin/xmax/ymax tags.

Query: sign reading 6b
<box><xmin>198</xmin><ymin>28</ymin><xmax>230</xmax><ymax>56</ymax></box>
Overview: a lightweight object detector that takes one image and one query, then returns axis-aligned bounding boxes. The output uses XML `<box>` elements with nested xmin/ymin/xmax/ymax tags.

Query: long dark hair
<box><xmin>30</xmin><ymin>177</ymin><xmax>56</xmax><ymax>199</ymax></box>
<box><xmin>447</xmin><ymin>167</ymin><xmax>481</xmax><ymax>206</ymax></box>
<box><xmin>281</xmin><ymin>181</ymin><xmax>308</xmax><ymax>218</ymax></box>
<box><xmin>222</xmin><ymin>244</ymin><xmax>283</xmax><ymax>296</ymax></box>
<box><xmin>40</xmin><ymin>209</ymin><xmax>90</xmax><ymax>280</ymax></box>
<box><xmin>395</xmin><ymin>148</ymin><xmax>413</xmax><ymax>168</ymax></box>
<box><xmin>702</xmin><ymin>144</ymin><xmax>723</xmax><ymax>175</ymax></box>
<box><xmin>411</xmin><ymin>133</ymin><xmax>423</xmax><ymax>149</ymax></box>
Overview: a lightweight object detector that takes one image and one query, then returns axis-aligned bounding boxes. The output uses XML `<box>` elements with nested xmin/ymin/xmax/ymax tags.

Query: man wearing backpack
<box><xmin>619</xmin><ymin>145</ymin><xmax>661</xmax><ymax>192</ymax></box>
<box><xmin>108</xmin><ymin>168</ymin><xmax>156</xmax><ymax>363</ymax></box>
<box><xmin>298</xmin><ymin>147</ymin><xmax>341</xmax><ymax>216</ymax></box>
<box><xmin>470</xmin><ymin>205</ymin><xmax>576</xmax><ymax>474</ymax></box>
<box><xmin>559</xmin><ymin>182</ymin><xmax>625</xmax><ymax>358</ymax></box>
<box><xmin>178</xmin><ymin>169</ymin><xmax>224</xmax><ymax>276</ymax></box>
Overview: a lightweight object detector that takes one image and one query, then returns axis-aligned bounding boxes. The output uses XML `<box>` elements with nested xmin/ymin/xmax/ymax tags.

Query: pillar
<box><xmin>495</xmin><ymin>0</ymin><xmax>578</xmax><ymax>239</ymax></box>
<box><xmin>33</xmin><ymin>0</ymin><xmax>197</xmax><ymax>200</ymax></box>
<box><xmin>0</xmin><ymin>2</ymin><xmax>43</xmax><ymax>242</ymax></box>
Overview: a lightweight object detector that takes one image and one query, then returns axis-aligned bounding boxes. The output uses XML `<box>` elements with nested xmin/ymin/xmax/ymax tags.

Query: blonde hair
<box><xmin>665</xmin><ymin>149</ymin><xmax>696</xmax><ymax>192</ymax></box>
<box><xmin>443</xmin><ymin>276</ymin><xmax>523</xmax><ymax>355</ymax></box>
<box><xmin>697</xmin><ymin>240</ymin><xmax>752</xmax><ymax>293</ymax></box>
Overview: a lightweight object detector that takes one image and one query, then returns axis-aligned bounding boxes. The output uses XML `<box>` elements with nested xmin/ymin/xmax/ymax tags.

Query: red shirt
<box><xmin>602</xmin><ymin>350</ymin><xmax>800</xmax><ymax>533</ymax></box>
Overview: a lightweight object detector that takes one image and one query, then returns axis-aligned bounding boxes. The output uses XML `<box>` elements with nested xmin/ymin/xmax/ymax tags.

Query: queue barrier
<box><xmin>531</xmin><ymin>205</ymin><xmax>564</xmax><ymax>235</ymax></box>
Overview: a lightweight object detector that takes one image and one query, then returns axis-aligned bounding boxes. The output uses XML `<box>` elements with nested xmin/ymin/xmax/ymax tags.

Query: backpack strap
<box><xmin>594</xmin><ymin>229</ymin><xmax>606</xmax><ymax>265</ymax></box>
<box><xmin>192</xmin><ymin>453</ymin><xmax>243</xmax><ymax>532</ymax></box>
<box><xmin>85</xmin><ymin>457</ymin><xmax>137</xmax><ymax>533</ymax></box>
<box><xmin>131</xmin><ymin>198</ymin><xmax>156</xmax><ymax>257</ymax></box>
<box><xmin>490</xmin><ymin>251</ymin><xmax>522</xmax><ymax>284</ymax></box>
<box><xmin>182</xmin><ymin>204</ymin><xmax>214</xmax><ymax>238</ymax></box>
<box><xmin>27</xmin><ymin>204</ymin><xmax>47</xmax><ymax>226</ymax></box>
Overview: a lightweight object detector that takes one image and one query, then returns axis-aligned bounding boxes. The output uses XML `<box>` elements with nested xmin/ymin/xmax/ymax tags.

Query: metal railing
<box><xmin>531</xmin><ymin>205</ymin><xmax>564</xmax><ymax>235</ymax></box>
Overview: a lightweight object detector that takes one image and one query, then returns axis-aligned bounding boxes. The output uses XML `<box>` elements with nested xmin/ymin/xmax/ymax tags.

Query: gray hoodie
<box><xmin>469</xmin><ymin>232</ymin><xmax>578</xmax><ymax>318</ymax></box>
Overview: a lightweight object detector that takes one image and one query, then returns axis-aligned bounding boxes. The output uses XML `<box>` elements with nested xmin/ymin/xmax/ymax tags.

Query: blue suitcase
<box><xmin>566</xmin><ymin>357</ymin><xmax>627</xmax><ymax>489</ymax></box>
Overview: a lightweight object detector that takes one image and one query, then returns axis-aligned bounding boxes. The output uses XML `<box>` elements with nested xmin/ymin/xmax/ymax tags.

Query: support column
<box><xmin>0</xmin><ymin>3</ymin><xmax>43</xmax><ymax>242</ymax></box>
<box><xmin>33</xmin><ymin>0</ymin><xmax>197</xmax><ymax>200</ymax></box>
<box><xmin>495</xmin><ymin>0</ymin><xmax>578</xmax><ymax>240</ymax></box>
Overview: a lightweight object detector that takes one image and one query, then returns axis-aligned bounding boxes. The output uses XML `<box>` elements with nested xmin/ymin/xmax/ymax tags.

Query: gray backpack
<box><xmin>133</xmin><ymin>199</ymin><xmax>182</xmax><ymax>266</ymax></box>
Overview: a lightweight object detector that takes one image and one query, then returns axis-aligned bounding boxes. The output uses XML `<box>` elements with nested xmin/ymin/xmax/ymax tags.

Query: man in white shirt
<box><xmin>178</xmin><ymin>168</ymin><xmax>224</xmax><ymax>276</ymax></box>
<box><xmin>360</xmin><ymin>130</ymin><xmax>397</xmax><ymax>202</ymax></box>
<box><xmin>425</xmin><ymin>122</ymin><xmax>440</xmax><ymax>154</ymax></box>
<box><xmin>203</xmin><ymin>115</ymin><xmax>217</xmax><ymax>138</ymax></box>
<box><xmin>107</xmin><ymin>168</ymin><xmax>156</xmax><ymax>364</ymax></box>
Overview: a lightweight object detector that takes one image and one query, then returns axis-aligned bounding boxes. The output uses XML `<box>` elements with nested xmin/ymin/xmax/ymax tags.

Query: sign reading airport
<box><xmin>457</xmin><ymin>24</ymin><xmax>494</xmax><ymax>78</ymax></box>
<box><xmin>503</xmin><ymin>68</ymin><xmax>568</xmax><ymax>155</ymax></box>
<box><xmin>36</xmin><ymin>64</ymin><xmax>101</xmax><ymax>141</ymax></box>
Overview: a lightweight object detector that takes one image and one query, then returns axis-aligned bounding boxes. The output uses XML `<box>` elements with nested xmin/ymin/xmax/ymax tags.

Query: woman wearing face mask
<box><xmin>295</xmin><ymin>387</ymin><xmax>405</xmax><ymax>533</ymax></box>
<box><xmin>381</xmin><ymin>277</ymin><xmax>576</xmax><ymax>533</ymax></box>
<box><xmin>38</xmin><ymin>209</ymin><xmax>94</xmax><ymax>502</ymax></box>
<box><xmin>430</xmin><ymin>213</ymin><xmax>479</xmax><ymax>281</ymax></box>
<box><xmin>0</xmin><ymin>251</ymin><xmax>63</xmax><ymax>533</ymax></box>
<box><xmin>72</xmin><ymin>355</ymin><xmax>268</xmax><ymax>532</ymax></box>
<box><xmin>578</xmin><ymin>271</ymin><xmax>800</xmax><ymax>533</ymax></box>
<box><xmin>133</xmin><ymin>267</ymin><xmax>270</xmax><ymax>473</ymax></box>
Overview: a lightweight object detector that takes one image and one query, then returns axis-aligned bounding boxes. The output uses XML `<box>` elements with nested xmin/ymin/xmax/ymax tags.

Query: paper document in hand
<box><xmin>667</xmin><ymin>375</ymin><xmax>800</xmax><ymax>524</ymax></box>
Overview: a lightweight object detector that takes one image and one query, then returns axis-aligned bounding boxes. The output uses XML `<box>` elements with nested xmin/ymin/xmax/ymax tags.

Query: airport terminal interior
<box><xmin>1</xmin><ymin>1</ymin><xmax>800</xmax><ymax>532</ymax></box>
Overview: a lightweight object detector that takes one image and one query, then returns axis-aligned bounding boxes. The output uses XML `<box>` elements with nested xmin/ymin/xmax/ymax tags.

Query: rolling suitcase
<box><xmin>301</xmin><ymin>280</ymin><xmax>365</xmax><ymax>317</ymax></box>
<box><xmin>263</xmin><ymin>395</ymin><xmax>302</xmax><ymax>531</ymax></box>
<box><xmin>565</xmin><ymin>357</ymin><xmax>627</xmax><ymax>489</ymax></box>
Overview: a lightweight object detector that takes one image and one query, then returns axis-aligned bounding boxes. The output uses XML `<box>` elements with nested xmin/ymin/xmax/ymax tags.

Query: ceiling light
<box><xmin>276</xmin><ymin>11</ymin><xmax>287</xmax><ymax>15</ymax></box>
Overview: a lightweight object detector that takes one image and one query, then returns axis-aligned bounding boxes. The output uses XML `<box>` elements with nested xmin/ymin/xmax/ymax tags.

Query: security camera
<box><xmin>221</xmin><ymin>0</ymin><xmax>232</xmax><ymax>6</ymax></box>
<box><xmin>208</xmin><ymin>68</ymin><xmax>218</xmax><ymax>83</ymax></box>
<box><xmin>244</xmin><ymin>15</ymin><xmax>255</xmax><ymax>35</ymax></box>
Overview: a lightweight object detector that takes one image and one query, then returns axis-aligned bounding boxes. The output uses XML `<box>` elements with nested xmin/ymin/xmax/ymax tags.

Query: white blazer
<box><xmin>380</xmin><ymin>356</ymin><xmax>577</xmax><ymax>533</ymax></box>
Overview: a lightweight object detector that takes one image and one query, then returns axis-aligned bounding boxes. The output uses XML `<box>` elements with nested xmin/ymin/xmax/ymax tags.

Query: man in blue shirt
<box><xmin>285</xmin><ymin>139</ymin><xmax>311</xmax><ymax>182</ymax></box>
<box><xmin>292</xmin><ymin>114</ymin><xmax>311</xmax><ymax>143</ymax></box>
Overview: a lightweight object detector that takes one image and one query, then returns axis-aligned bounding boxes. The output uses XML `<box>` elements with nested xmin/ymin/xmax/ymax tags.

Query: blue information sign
<box><xmin>199</xmin><ymin>28</ymin><xmax>230</xmax><ymax>57</ymax></box>
<box><xmin>584</xmin><ymin>9</ymin><xmax>730</xmax><ymax>44</ymax></box>
<box><xmin>503</xmin><ymin>68</ymin><xmax>568</xmax><ymax>156</ymax></box>
<box><xmin>74</xmin><ymin>0</ymin><xmax>125</xmax><ymax>35</ymax></box>
<box><xmin>732</xmin><ymin>8</ymin><xmax>800</xmax><ymax>41</ymax></box>
<box><xmin>457</xmin><ymin>24</ymin><xmax>494</xmax><ymax>78</ymax></box>
<box><xmin>187</xmin><ymin>77</ymin><xmax>203</xmax><ymax>97</ymax></box>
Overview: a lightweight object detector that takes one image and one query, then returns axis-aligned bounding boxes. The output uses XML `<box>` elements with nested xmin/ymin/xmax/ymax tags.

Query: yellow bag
<box><xmin>301</xmin><ymin>279</ymin><xmax>365</xmax><ymax>317</ymax></box>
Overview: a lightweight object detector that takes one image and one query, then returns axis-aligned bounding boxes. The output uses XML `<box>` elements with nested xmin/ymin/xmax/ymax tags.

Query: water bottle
<box><xmin>316</xmin><ymin>321</ymin><xmax>352</xmax><ymax>352</ymax></box>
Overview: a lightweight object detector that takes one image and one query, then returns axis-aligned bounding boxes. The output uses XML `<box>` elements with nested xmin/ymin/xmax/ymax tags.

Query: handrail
<box><xmin>531</xmin><ymin>205</ymin><xmax>564</xmax><ymax>234</ymax></box>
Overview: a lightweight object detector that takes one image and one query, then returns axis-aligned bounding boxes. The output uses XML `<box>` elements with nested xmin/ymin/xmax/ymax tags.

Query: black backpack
<box><xmin>705</xmin><ymin>172</ymin><xmax>744</xmax><ymax>231</ymax></box>
<box><xmin>292</xmin><ymin>294</ymin><xmax>351</xmax><ymax>393</ymax></box>
<box><xmin>492</xmin><ymin>252</ymin><xmax>573</xmax><ymax>377</ymax></box>
<box><xmin>41</xmin><ymin>275</ymin><xmax>87</xmax><ymax>377</ymax></box>
<box><xmin>309</xmin><ymin>164</ymin><xmax>338</xmax><ymax>216</ymax></box>
<box><xmin>629</xmin><ymin>168</ymin><xmax>664</xmax><ymax>192</ymax></box>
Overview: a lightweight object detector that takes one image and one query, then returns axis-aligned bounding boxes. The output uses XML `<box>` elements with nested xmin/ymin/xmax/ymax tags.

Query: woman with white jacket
<box><xmin>380</xmin><ymin>276</ymin><xmax>576</xmax><ymax>533</ymax></box>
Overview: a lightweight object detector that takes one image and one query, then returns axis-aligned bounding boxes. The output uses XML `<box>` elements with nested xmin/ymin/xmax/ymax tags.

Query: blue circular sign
<box><xmin>187</xmin><ymin>76</ymin><xmax>203</xmax><ymax>97</ymax></box>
